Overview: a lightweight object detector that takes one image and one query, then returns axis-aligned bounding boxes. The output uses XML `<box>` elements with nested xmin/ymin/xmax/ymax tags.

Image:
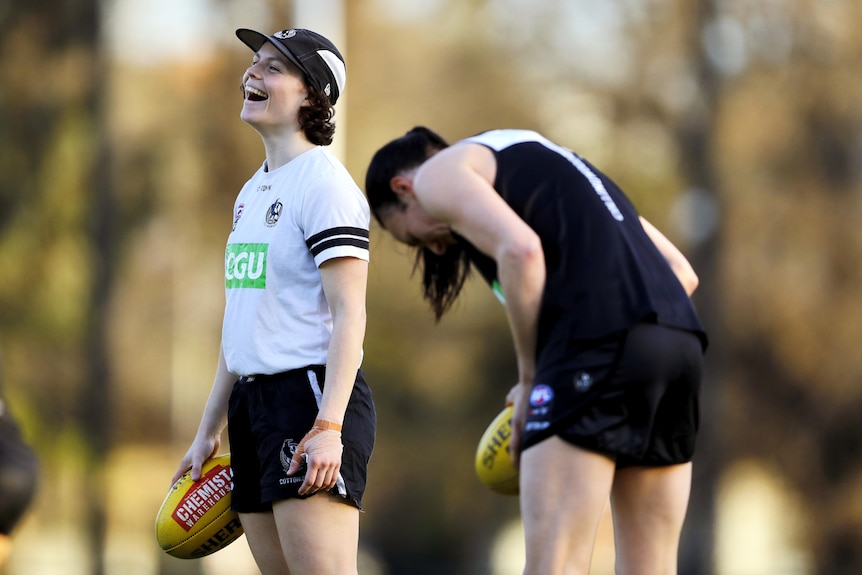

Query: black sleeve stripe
<box><xmin>309</xmin><ymin>237</ymin><xmax>370</xmax><ymax>257</ymax></box>
<box><xmin>306</xmin><ymin>226</ymin><xmax>369</xmax><ymax>249</ymax></box>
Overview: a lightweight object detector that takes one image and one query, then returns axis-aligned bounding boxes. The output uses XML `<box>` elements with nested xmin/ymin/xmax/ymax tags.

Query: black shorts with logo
<box><xmin>227</xmin><ymin>366</ymin><xmax>375</xmax><ymax>512</ymax></box>
<box><xmin>522</xmin><ymin>323</ymin><xmax>703</xmax><ymax>467</ymax></box>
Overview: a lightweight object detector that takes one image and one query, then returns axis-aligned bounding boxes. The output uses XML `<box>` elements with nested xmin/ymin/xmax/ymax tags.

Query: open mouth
<box><xmin>244</xmin><ymin>86</ymin><xmax>268</xmax><ymax>101</ymax></box>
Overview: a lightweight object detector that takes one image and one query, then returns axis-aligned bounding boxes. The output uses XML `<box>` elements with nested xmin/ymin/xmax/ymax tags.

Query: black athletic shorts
<box><xmin>522</xmin><ymin>323</ymin><xmax>703</xmax><ymax>467</ymax></box>
<box><xmin>227</xmin><ymin>366</ymin><xmax>375</xmax><ymax>512</ymax></box>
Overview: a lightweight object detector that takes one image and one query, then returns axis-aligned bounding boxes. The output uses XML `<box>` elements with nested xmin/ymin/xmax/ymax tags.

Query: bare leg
<box><xmin>610</xmin><ymin>463</ymin><xmax>692</xmax><ymax>575</ymax></box>
<box><xmin>238</xmin><ymin>511</ymin><xmax>291</xmax><ymax>575</ymax></box>
<box><xmin>273</xmin><ymin>494</ymin><xmax>360</xmax><ymax>575</ymax></box>
<box><xmin>520</xmin><ymin>436</ymin><xmax>616</xmax><ymax>575</ymax></box>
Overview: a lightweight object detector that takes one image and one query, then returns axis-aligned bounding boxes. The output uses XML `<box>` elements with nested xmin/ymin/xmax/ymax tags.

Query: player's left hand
<box><xmin>286</xmin><ymin>419</ymin><xmax>343</xmax><ymax>496</ymax></box>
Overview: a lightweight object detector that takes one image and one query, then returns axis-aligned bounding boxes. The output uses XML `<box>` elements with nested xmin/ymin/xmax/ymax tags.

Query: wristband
<box><xmin>313</xmin><ymin>418</ymin><xmax>342</xmax><ymax>433</ymax></box>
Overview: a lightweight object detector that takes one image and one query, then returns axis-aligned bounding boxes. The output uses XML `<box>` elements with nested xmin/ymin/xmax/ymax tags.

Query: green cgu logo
<box><xmin>225</xmin><ymin>243</ymin><xmax>268</xmax><ymax>288</ymax></box>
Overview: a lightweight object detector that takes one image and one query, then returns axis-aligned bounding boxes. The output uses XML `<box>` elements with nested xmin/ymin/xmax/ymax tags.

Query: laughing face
<box><xmin>240</xmin><ymin>42</ymin><xmax>308</xmax><ymax>133</ymax></box>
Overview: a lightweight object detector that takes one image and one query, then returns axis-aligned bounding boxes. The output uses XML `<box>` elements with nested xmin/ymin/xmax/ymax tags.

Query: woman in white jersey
<box><xmin>172</xmin><ymin>28</ymin><xmax>375</xmax><ymax>575</ymax></box>
<box><xmin>365</xmin><ymin>127</ymin><xmax>706</xmax><ymax>575</ymax></box>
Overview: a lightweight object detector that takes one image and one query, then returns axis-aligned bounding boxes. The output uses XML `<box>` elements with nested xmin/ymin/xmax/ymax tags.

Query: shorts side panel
<box><xmin>336</xmin><ymin>371</ymin><xmax>376</xmax><ymax>505</ymax></box>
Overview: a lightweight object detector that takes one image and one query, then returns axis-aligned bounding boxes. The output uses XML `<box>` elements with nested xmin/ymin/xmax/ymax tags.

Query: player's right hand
<box><xmin>506</xmin><ymin>382</ymin><xmax>530</xmax><ymax>469</ymax></box>
<box><xmin>171</xmin><ymin>436</ymin><xmax>220</xmax><ymax>485</ymax></box>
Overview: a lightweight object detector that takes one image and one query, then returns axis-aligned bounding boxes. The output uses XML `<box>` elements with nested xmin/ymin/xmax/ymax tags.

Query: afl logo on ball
<box><xmin>530</xmin><ymin>384</ymin><xmax>554</xmax><ymax>406</ymax></box>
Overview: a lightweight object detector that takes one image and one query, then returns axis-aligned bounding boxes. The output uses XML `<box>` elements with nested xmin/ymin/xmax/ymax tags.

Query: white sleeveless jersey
<box><xmin>222</xmin><ymin>147</ymin><xmax>370</xmax><ymax>376</ymax></box>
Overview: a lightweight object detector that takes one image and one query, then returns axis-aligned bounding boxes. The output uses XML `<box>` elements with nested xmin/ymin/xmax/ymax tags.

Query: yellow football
<box><xmin>474</xmin><ymin>405</ymin><xmax>520</xmax><ymax>495</ymax></box>
<box><xmin>155</xmin><ymin>453</ymin><xmax>244</xmax><ymax>559</ymax></box>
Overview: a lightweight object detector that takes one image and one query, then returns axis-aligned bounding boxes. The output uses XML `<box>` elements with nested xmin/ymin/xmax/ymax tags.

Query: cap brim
<box><xmin>235</xmin><ymin>28</ymin><xmax>305</xmax><ymax>74</ymax></box>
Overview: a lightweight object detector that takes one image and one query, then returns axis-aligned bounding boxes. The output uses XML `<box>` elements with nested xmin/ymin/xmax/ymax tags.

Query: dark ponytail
<box><xmin>415</xmin><ymin>242</ymin><xmax>472</xmax><ymax>321</ymax></box>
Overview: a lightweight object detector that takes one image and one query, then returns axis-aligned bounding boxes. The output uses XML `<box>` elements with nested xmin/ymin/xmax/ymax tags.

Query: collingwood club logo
<box><xmin>574</xmin><ymin>371</ymin><xmax>593</xmax><ymax>392</ymax></box>
<box><xmin>279</xmin><ymin>439</ymin><xmax>304</xmax><ymax>486</ymax></box>
<box><xmin>265</xmin><ymin>199</ymin><xmax>283</xmax><ymax>227</ymax></box>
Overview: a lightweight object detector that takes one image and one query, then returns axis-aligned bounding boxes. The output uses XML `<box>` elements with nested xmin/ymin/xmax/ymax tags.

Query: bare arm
<box><xmin>640</xmin><ymin>216</ymin><xmax>699</xmax><ymax>296</ymax></box>
<box><xmin>316</xmin><ymin>257</ymin><xmax>368</xmax><ymax>424</ymax></box>
<box><xmin>286</xmin><ymin>256</ymin><xmax>368</xmax><ymax>495</ymax></box>
<box><xmin>415</xmin><ymin>143</ymin><xmax>544</xmax><ymax>467</ymax></box>
<box><xmin>172</xmin><ymin>343</ymin><xmax>237</xmax><ymax>483</ymax></box>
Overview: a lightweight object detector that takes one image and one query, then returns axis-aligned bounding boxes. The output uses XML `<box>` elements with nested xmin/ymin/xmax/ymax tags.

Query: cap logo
<box><xmin>317</xmin><ymin>50</ymin><xmax>346</xmax><ymax>99</ymax></box>
<box><xmin>275</xmin><ymin>29</ymin><xmax>297</xmax><ymax>39</ymax></box>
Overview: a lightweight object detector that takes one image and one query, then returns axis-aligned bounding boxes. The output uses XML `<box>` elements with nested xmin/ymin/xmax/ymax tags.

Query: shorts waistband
<box><xmin>238</xmin><ymin>365</ymin><xmax>325</xmax><ymax>384</ymax></box>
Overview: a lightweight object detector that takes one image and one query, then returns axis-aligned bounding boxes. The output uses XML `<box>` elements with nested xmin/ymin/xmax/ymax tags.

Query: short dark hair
<box><xmin>299</xmin><ymin>85</ymin><xmax>336</xmax><ymax>146</ymax></box>
<box><xmin>365</xmin><ymin>126</ymin><xmax>472</xmax><ymax>320</ymax></box>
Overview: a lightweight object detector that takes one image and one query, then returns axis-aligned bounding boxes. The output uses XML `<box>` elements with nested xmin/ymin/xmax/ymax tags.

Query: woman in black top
<box><xmin>365</xmin><ymin>127</ymin><xmax>707</xmax><ymax>575</ymax></box>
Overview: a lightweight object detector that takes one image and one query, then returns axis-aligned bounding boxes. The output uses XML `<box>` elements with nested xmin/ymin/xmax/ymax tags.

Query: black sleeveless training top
<box><xmin>458</xmin><ymin>130</ymin><xmax>707</xmax><ymax>375</ymax></box>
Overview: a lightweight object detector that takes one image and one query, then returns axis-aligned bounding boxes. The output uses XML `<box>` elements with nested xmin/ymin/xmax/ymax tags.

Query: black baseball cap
<box><xmin>236</xmin><ymin>28</ymin><xmax>346</xmax><ymax>105</ymax></box>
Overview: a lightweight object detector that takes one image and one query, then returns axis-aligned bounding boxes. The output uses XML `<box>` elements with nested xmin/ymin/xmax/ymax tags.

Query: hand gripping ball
<box><xmin>155</xmin><ymin>453</ymin><xmax>244</xmax><ymax>559</ymax></box>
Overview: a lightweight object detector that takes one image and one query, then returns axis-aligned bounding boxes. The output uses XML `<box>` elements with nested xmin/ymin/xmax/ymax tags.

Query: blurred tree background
<box><xmin>1</xmin><ymin>0</ymin><xmax>860</xmax><ymax>574</ymax></box>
